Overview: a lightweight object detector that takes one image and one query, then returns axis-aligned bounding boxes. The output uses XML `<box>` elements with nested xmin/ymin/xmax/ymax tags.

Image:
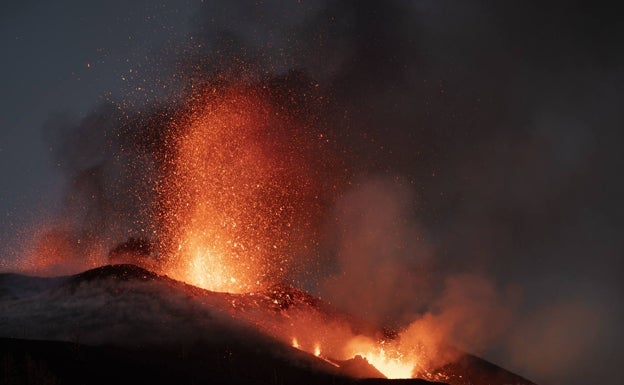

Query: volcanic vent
<box><xmin>1</xmin><ymin>13</ymin><xmax>535</xmax><ymax>384</ymax></box>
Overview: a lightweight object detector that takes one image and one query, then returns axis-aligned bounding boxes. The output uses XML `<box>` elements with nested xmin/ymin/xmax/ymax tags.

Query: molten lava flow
<box><xmin>287</xmin><ymin>335</ymin><xmax>417</xmax><ymax>379</ymax></box>
<box><xmin>313</xmin><ymin>342</ymin><xmax>321</xmax><ymax>357</ymax></box>
<box><xmin>9</xmin><ymin>77</ymin><xmax>431</xmax><ymax>381</ymax></box>
<box><xmin>284</xmin><ymin>323</ymin><xmax>419</xmax><ymax>379</ymax></box>
<box><xmin>346</xmin><ymin>338</ymin><xmax>416</xmax><ymax>379</ymax></box>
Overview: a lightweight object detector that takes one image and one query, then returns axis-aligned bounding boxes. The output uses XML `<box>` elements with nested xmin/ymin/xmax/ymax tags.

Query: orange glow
<box><xmin>346</xmin><ymin>337</ymin><xmax>416</xmax><ymax>379</ymax></box>
<box><xmin>157</xmin><ymin>83</ymin><xmax>336</xmax><ymax>293</ymax></box>
<box><xmin>184</xmin><ymin>245</ymin><xmax>240</xmax><ymax>293</ymax></box>
<box><xmin>357</xmin><ymin>348</ymin><xmax>414</xmax><ymax>379</ymax></box>
<box><xmin>7</xmin><ymin>78</ymin><xmax>444</xmax><ymax>381</ymax></box>
<box><xmin>8</xmin><ymin>224</ymin><xmax>105</xmax><ymax>277</ymax></box>
<box><xmin>159</xmin><ymin>88</ymin><xmax>269</xmax><ymax>292</ymax></box>
<box><xmin>2</xmin><ymin>66</ymin><xmax>457</xmax><ymax>382</ymax></box>
<box><xmin>313</xmin><ymin>343</ymin><xmax>321</xmax><ymax>357</ymax></box>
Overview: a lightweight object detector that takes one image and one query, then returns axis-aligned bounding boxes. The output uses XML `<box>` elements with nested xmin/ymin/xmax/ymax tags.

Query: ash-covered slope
<box><xmin>0</xmin><ymin>265</ymin><xmax>534</xmax><ymax>385</ymax></box>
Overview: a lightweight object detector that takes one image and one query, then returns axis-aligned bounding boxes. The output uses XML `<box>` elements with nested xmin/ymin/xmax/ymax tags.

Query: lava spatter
<box><xmin>156</xmin><ymin>81</ymin><xmax>341</xmax><ymax>293</ymax></box>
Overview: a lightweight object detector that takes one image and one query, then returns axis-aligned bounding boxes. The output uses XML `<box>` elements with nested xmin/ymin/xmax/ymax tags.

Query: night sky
<box><xmin>1</xmin><ymin>2</ymin><xmax>623</xmax><ymax>385</ymax></box>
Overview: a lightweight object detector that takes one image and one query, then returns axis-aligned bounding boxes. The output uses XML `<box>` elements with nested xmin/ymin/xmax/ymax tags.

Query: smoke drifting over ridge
<box><xmin>2</xmin><ymin>1</ymin><xmax>622</xmax><ymax>385</ymax></box>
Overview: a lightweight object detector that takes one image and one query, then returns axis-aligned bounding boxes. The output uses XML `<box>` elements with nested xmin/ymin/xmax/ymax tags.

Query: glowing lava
<box><xmin>287</xmin><ymin>329</ymin><xmax>418</xmax><ymax>379</ymax></box>
<box><xmin>346</xmin><ymin>337</ymin><xmax>416</xmax><ymax>379</ymax></box>
<box><xmin>157</xmin><ymin>83</ymin><xmax>338</xmax><ymax>293</ymax></box>
<box><xmin>356</xmin><ymin>348</ymin><xmax>415</xmax><ymax>379</ymax></box>
<box><xmin>8</xmin><ymin>78</ymin><xmax>427</xmax><ymax>381</ymax></box>
<box><xmin>313</xmin><ymin>342</ymin><xmax>322</xmax><ymax>357</ymax></box>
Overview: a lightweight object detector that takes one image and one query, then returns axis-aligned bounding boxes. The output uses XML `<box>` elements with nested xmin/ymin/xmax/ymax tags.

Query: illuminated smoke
<box><xmin>4</xmin><ymin>2</ymin><xmax>621</xmax><ymax>384</ymax></box>
<box><xmin>157</xmin><ymin>81</ymin><xmax>343</xmax><ymax>292</ymax></box>
<box><xmin>322</xmin><ymin>178</ymin><xmax>434</xmax><ymax>327</ymax></box>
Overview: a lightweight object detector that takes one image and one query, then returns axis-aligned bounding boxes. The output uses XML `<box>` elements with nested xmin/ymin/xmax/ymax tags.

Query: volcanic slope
<box><xmin>0</xmin><ymin>264</ymin><xmax>535</xmax><ymax>385</ymax></box>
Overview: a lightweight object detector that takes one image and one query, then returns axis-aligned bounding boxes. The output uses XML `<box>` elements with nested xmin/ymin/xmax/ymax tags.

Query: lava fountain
<box><xmin>156</xmin><ymin>81</ymin><xmax>340</xmax><ymax>293</ymax></box>
<box><xmin>5</xmin><ymin>77</ymin><xmax>459</xmax><ymax>381</ymax></box>
<box><xmin>151</xmin><ymin>81</ymin><xmax>427</xmax><ymax>378</ymax></box>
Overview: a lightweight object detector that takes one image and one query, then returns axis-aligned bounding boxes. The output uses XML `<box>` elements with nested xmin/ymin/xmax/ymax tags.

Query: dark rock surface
<box><xmin>0</xmin><ymin>265</ymin><xmax>535</xmax><ymax>385</ymax></box>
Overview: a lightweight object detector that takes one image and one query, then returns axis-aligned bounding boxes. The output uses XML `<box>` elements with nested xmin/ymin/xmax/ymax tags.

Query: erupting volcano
<box><xmin>0</xmin><ymin>73</ymin><xmax>536</xmax><ymax>385</ymax></box>
<box><xmin>1</xmin><ymin>17</ymin><xmax>533</xmax><ymax>385</ymax></box>
<box><xmin>4</xmin><ymin>1</ymin><xmax>622</xmax><ymax>384</ymax></box>
<box><xmin>1</xmin><ymin>264</ymin><xmax>534</xmax><ymax>385</ymax></box>
<box><xmin>156</xmin><ymin>82</ymin><xmax>337</xmax><ymax>293</ymax></box>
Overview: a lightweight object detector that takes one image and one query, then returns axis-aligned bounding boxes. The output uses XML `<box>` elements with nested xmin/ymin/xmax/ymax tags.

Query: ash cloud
<box><xmin>17</xmin><ymin>102</ymin><xmax>172</xmax><ymax>274</ymax></box>
<box><xmin>11</xmin><ymin>1</ymin><xmax>624</xmax><ymax>384</ymax></box>
<box><xmin>17</xmin><ymin>0</ymin><xmax>346</xmax><ymax>278</ymax></box>
<box><xmin>321</xmin><ymin>177</ymin><xmax>522</xmax><ymax>372</ymax></box>
<box><xmin>321</xmin><ymin>177</ymin><xmax>435</xmax><ymax>327</ymax></box>
<box><xmin>278</xmin><ymin>1</ymin><xmax>622</xmax><ymax>384</ymax></box>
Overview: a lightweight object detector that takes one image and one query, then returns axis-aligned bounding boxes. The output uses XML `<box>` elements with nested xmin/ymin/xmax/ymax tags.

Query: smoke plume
<box><xmin>6</xmin><ymin>1</ymin><xmax>622</xmax><ymax>384</ymax></box>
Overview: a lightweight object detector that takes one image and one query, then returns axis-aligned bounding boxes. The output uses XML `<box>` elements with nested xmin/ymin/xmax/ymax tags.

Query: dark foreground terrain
<box><xmin>1</xmin><ymin>337</ymin><xmax>447</xmax><ymax>385</ymax></box>
<box><xmin>0</xmin><ymin>265</ymin><xmax>535</xmax><ymax>385</ymax></box>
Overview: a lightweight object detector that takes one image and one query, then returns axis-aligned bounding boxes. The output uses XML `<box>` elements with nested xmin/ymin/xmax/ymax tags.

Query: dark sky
<box><xmin>1</xmin><ymin>1</ymin><xmax>623</xmax><ymax>385</ymax></box>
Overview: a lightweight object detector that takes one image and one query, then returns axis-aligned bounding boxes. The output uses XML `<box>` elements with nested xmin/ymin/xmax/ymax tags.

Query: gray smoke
<box><xmin>5</xmin><ymin>1</ymin><xmax>622</xmax><ymax>384</ymax></box>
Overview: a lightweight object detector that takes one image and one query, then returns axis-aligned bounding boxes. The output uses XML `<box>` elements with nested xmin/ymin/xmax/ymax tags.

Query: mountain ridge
<box><xmin>0</xmin><ymin>264</ymin><xmax>536</xmax><ymax>385</ymax></box>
